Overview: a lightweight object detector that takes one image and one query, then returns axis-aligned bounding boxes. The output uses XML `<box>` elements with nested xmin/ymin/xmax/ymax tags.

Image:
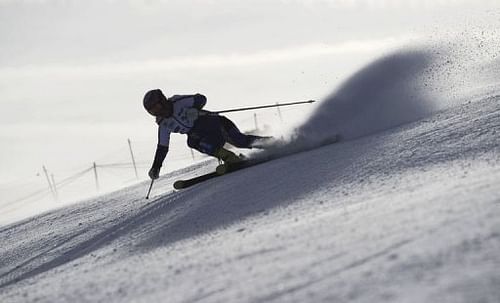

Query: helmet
<box><xmin>143</xmin><ymin>89</ymin><xmax>171</xmax><ymax>116</ymax></box>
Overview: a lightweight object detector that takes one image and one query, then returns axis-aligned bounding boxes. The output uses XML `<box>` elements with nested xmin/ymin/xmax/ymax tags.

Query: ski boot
<box><xmin>214</xmin><ymin>147</ymin><xmax>244</xmax><ymax>175</ymax></box>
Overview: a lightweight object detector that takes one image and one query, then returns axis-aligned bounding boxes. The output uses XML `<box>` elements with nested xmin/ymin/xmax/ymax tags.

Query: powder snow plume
<box><xmin>291</xmin><ymin>31</ymin><xmax>500</xmax><ymax>148</ymax></box>
<box><xmin>296</xmin><ymin>49</ymin><xmax>437</xmax><ymax>142</ymax></box>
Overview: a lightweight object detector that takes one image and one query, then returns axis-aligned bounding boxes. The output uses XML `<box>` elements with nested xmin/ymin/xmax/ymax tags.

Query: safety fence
<box><xmin>0</xmin><ymin>134</ymin><xmax>217</xmax><ymax>219</ymax></box>
<box><xmin>0</xmin><ymin>104</ymin><xmax>311</xmax><ymax>218</ymax></box>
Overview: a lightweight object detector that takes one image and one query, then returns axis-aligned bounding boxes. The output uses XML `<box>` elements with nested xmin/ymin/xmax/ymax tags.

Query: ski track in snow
<box><xmin>1</xmin><ymin>47</ymin><xmax>500</xmax><ymax>302</ymax></box>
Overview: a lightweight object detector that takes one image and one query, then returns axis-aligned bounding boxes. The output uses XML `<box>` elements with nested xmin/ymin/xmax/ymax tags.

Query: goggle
<box><xmin>148</xmin><ymin>102</ymin><xmax>171</xmax><ymax>117</ymax></box>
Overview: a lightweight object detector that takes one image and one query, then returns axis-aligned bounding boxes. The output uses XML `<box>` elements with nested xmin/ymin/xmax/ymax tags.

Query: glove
<box><xmin>148</xmin><ymin>167</ymin><xmax>160</xmax><ymax>180</ymax></box>
<box><xmin>185</xmin><ymin>108</ymin><xmax>199</xmax><ymax>121</ymax></box>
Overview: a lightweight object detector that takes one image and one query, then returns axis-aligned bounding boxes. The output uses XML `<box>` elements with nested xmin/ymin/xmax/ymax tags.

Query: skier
<box><xmin>143</xmin><ymin>89</ymin><xmax>270</xmax><ymax>180</ymax></box>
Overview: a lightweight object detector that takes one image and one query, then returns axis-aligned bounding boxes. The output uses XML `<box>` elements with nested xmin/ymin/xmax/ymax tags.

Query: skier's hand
<box><xmin>148</xmin><ymin>167</ymin><xmax>160</xmax><ymax>180</ymax></box>
<box><xmin>185</xmin><ymin>108</ymin><xmax>199</xmax><ymax>121</ymax></box>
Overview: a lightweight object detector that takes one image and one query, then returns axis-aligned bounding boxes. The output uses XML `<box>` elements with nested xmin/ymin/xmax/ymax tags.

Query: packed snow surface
<box><xmin>1</xmin><ymin>47</ymin><xmax>499</xmax><ymax>302</ymax></box>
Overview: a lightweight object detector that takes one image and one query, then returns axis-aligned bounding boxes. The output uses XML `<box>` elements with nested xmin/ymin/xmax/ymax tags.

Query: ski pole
<box><xmin>145</xmin><ymin>179</ymin><xmax>154</xmax><ymax>199</ymax></box>
<box><xmin>211</xmin><ymin>100</ymin><xmax>315</xmax><ymax>114</ymax></box>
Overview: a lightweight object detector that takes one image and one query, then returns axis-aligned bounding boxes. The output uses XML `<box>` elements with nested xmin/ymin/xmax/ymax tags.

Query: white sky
<box><xmin>1</xmin><ymin>0</ymin><xmax>499</xmax><ymax>211</ymax></box>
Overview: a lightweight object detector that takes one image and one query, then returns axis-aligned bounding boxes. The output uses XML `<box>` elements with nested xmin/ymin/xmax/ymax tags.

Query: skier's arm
<box><xmin>176</xmin><ymin>94</ymin><xmax>208</xmax><ymax>121</ymax></box>
<box><xmin>171</xmin><ymin>94</ymin><xmax>206</xmax><ymax>110</ymax></box>
<box><xmin>192</xmin><ymin>94</ymin><xmax>206</xmax><ymax>110</ymax></box>
<box><xmin>149</xmin><ymin>126</ymin><xmax>170</xmax><ymax>179</ymax></box>
<box><xmin>152</xmin><ymin>144</ymin><xmax>168</xmax><ymax>169</ymax></box>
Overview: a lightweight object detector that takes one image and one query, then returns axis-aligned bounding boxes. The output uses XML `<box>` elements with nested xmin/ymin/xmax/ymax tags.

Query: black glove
<box><xmin>148</xmin><ymin>167</ymin><xmax>160</xmax><ymax>180</ymax></box>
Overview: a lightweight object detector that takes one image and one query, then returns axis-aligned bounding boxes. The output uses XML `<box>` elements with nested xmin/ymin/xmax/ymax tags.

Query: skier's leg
<box><xmin>187</xmin><ymin>134</ymin><xmax>221</xmax><ymax>155</ymax></box>
<box><xmin>187</xmin><ymin>134</ymin><xmax>241</xmax><ymax>164</ymax></box>
<box><xmin>187</xmin><ymin>116</ymin><xmax>225</xmax><ymax>155</ymax></box>
<box><xmin>187</xmin><ymin>116</ymin><xmax>242</xmax><ymax>164</ymax></box>
<box><xmin>219</xmin><ymin>116</ymin><xmax>268</xmax><ymax>148</ymax></box>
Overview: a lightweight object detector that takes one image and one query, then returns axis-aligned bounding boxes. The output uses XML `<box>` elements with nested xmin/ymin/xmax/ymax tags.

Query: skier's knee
<box><xmin>187</xmin><ymin>134</ymin><xmax>225</xmax><ymax>155</ymax></box>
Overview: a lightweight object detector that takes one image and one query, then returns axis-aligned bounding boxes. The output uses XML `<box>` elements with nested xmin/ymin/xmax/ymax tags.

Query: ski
<box><xmin>214</xmin><ymin>159</ymin><xmax>263</xmax><ymax>175</ymax></box>
<box><xmin>173</xmin><ymin>135</ymin><xmax>339</xmax><ymax>190</ymax></box>
<box><xmin>173</xmin><ymin>161</ymin><xmax>256</xmax><ymax>189</ymax></box>
<box><xmin>173</xmin><ymin>171</ymin><xmax>219</xmax><ymax>189</ymax></box>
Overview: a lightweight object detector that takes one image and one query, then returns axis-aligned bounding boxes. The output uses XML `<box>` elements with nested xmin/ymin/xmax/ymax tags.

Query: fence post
<box><xmin>254</xmin><ymin>113</ymin><xmax>258</xmax><ymax>131</ymax></box>
<box><xmin>276</xmin><ymin>102</ymin><xmax>283</xmax><ymax>123</ymax></box>
<box><xmin>190</xmin><ymin>148</ymin><xmax>195</xmax><ymax>162</ymax></box>
<box><xmin>51</xmin><ymin>173</ymin><xmax>59</xmax><ymax>201</ymax></box>
<box><xmin>93</xmin><ymin>162</ymin><xmax>100</xmax><ymax>192</ymax></box>
<box><xmin>42</xmin><ymin>165</ymin><xmax>56</xmax><ymax>201</ymax></box>
<box><xmin>128</xmin><ymin>138</ymin><xmax>139</xmax><ymax>179</ymax></box>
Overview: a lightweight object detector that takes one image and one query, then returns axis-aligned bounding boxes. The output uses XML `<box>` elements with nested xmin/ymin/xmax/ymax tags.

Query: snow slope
<box><xmin>1</xmin><ymin>48</ymin><xmax>499</xmax><ymax>302</ymax></box>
